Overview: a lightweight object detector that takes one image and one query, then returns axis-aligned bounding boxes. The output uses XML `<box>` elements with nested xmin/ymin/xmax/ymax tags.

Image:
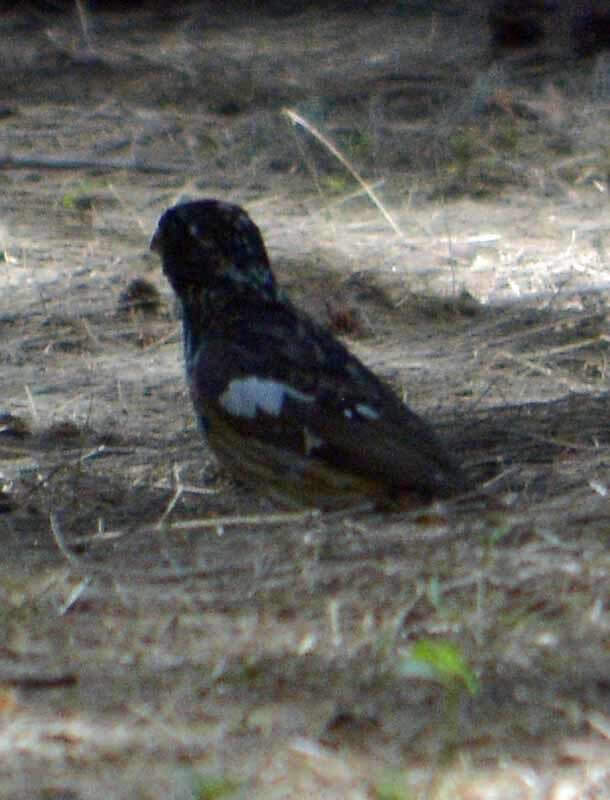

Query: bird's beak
<box><xmin>150</xmin><ymin>229</ymin><xmax>161</xmax><ymax>253</ymax></box>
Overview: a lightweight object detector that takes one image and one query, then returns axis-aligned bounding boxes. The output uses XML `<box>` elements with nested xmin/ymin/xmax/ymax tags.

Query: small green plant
<box><xmin>492</xmin><ymin>119</ymin><xmax>519</xmax><ymax>153</ymax></box>
<box><xmin>61</xmin><ymin>179</ymin><xmax>104</xmax><ymax>211</ymax></box>
<box><xmin>401</xmin><ymin>639</ymin><xmax>478</xmax><ymax>696</ymax></box>
<box><xmin>485</xmin><ymin>516</ymin><xmax>512</xmax><ymax>547</ymax></box>
<box><xmin>190</xmin><ymin>773</ymin><xmax>242</xmax><ymax>800</ymax></box>
<box><xmin>321</xmin><ymin>173</ymin><xmax>351</xmax><ymax>194</ymax></box>
<box><xmin>398</xmin><ymin>639</ymin><xmax>478</xmax><ymax>757</ymax></box>
<box><xmin>374</xmin><ymin>770</ymin><xmax>411</xmax><ymax>800</ymax></box>
<box><xmin>448</xmin><ymin>127</ymin><xmax>480</xmax><ymax>167</ymax></box>
<box><xmin>345</xmin><ymin>129</ymin><xmax>373</xmax><ymax>161</ymax></box>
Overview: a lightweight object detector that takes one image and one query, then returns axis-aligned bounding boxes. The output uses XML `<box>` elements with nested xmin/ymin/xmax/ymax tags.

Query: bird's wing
<box><xmin>190</xmin><ymin>307</ymin><xmax>463</xmax><ymax>497</ymax></box>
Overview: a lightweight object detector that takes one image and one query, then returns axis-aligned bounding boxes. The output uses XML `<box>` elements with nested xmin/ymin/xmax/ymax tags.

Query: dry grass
<box><xmin>0</xmin><ymin>3</ymin><xmax>609</xmax><ymax>799</ymax></box>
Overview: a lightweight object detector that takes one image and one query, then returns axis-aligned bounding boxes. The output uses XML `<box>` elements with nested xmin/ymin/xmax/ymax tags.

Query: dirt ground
<box><xmin>1</xmin><ymin>3</ymin><xmax>609</xmax><ymax>799</ymax></box>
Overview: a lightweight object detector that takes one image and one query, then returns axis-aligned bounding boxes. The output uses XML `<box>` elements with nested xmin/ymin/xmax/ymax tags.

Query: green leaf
<box><xmin>192</xmin><ymin>773</ymin><xmax>242</xmax><ymax>800</ymax></box>
<box><xmin>398</xmin><ymin>639</ymin><xmax>478</xmax><ymax>695</ymax></box>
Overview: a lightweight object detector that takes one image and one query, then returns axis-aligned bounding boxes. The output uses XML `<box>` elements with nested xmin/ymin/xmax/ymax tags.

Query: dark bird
<box><xmin>151</xmin><ymin>199</ymin><xmax>465</xmax><ymax>510</ymax></box>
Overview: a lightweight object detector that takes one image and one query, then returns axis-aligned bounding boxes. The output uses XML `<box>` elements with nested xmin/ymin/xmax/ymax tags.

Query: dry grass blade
<box><xmin>75</xmin><ymin>0</ymin><xmax>92</xmax><ymax>50</ymax></box>
<box><xmin>50</xmin><ymin>513</ymin><xmax>84</xmax><ymax>570</ymax></box>
<box><xmin>48</xmin><ymin>514</ymin><xmax>265</xmax><ymax>582</ymax></box>
<box><xmin>283</xmin><ymin>107</ymin><xmax>405</xmax><ymax>239</ymax></box>
<box><xmin>165</xmin><ymin>508</ymin><xmax>322</xmax><ymax>531</ymax></box>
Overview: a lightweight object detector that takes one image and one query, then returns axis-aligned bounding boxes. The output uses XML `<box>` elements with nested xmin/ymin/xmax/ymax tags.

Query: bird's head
<box><xmin>150</xmin><ymin>199</ymin><xmax>277</xmax><ymax>301</ymax></box>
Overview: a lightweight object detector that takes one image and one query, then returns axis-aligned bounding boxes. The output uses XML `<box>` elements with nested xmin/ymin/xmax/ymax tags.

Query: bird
<box><xmin>150</xmin><ymin>199</ymin><xmax>466</xmax><ymax>511</ymax></box>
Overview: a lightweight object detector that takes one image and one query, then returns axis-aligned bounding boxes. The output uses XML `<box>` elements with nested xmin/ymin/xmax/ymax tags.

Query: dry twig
<box><xmin>0</xmin><ymin>152</ymin><xmax>190</xmax><ymax>174</ymax></box>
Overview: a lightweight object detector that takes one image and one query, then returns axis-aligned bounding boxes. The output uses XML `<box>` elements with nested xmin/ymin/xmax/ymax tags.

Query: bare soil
<box><xmin>1</xmin><ymin>4</ymin><xmax>609</xmax><ymax>799</ymax></box>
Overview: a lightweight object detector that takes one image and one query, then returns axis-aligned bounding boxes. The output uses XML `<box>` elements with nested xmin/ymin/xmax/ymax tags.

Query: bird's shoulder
<box><xmin>196</xmin><ymin>288</ymin><xmax>404</xmax><ymax>419</ymax></box>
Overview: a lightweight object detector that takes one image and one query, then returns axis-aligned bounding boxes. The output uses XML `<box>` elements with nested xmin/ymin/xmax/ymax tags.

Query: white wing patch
<box><xmin>355</xmin><ymin>403</ymin><xmax>380</xmax><ymax>420</ymax></box>
<box><xmin>343</xmin><ymin>403</ymin><xmax>380</xmax><ymax>421</ymax></box>
<box><xmin>220</xmin><ymin>376</ymin><xmax>314</xmax><ymax>419</ymax></box>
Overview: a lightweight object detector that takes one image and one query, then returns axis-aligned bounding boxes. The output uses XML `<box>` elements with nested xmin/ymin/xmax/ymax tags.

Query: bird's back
<box><xmin>187</xmin><ymin>288</ymin><xmax>464</xmax><ymax>508</ymax></box>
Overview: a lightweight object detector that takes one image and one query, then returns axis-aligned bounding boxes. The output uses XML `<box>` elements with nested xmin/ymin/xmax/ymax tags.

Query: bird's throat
<box><xmin>179</xmin><ymin>290</ymin><xmax>209</xmax><ymax>376</ymax></box>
